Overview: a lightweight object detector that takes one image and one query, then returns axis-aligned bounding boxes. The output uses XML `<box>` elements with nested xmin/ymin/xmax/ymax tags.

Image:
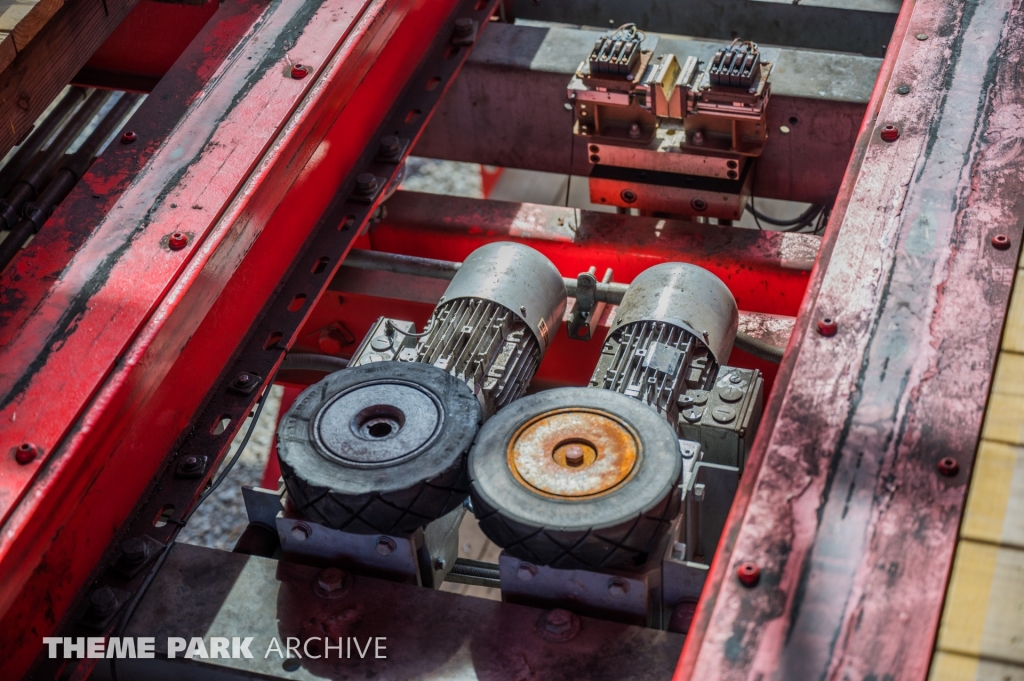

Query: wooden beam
<box><xmin>0</xmin><ymin>0</ymin><xmax>140</xmax><ymax>158</ymax></box>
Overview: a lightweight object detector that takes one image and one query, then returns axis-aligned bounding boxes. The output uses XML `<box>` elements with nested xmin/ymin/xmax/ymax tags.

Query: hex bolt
<box><xmin>291</xmin><ymin>64</ymin><xmax>309</xmax><ymax>79</ymax></box>
<box><xmin>817</xmin><ymin>317</ymin><xmax>838</xmax><ymax>337</ymax></box>
<box><xmin>991</xmin><ymin>234</ymin><xmax>1011</xmax><ymax>250</ymax></box>
<box><xmin>356</xmin><ymin>173</ymin><xmax>378</xmax><ymax>194</ymax></box>
<box><xmin>168</xmin><ymin>232</ymin><xmax>188</xmax><ymax>250</ymax></box>
<box><xmin>607</xmin><ymin>578</ymin><xmax>629</xmax><ymax>597</ymax></box>
<box><xmin>120</xmin><ymin>131</ymin><xmax>137</xmax><ymax>144</ymax></box>
<box><xmin>880</xmin><ymin>125</ymin><xmax>900</xmax><ymax>142</ymax></box>
<box><xmin>233</xmin><ymin>372</ymin><xmax>253</xmax><ymax>388</ymax></box>
<box><xmin>536</xmin><ymin>608</ymin><xmax>580</xmax><ymax>642</ymax></box>
<box><xmin>15</xmin><ymin>442</ymin><xmax>38</xmax><ymax>464</ymax></box>
<box><xmin>737</xmin><ymin>561</ymin><xmax>761</xmax><ymax>587</ymax></box>
<box><xmin>90</xmin><ymin>587</ymin><xmax>118</xmax><ymax>617</ymax></box>
<box><xmin>376</xmin><ymin>536</ymin><xmax>396</xmax><ymax>556</ymax></box>
<box><xmin>938</xmin><ymin>457</ymin><xmax>960</xmax><ymax>477</ymax></box>
<box><xmin>317</xmin><ymin>567</ymin><xmax>346</xmax><ymax>594</ymax></box>
<box><xmin>179</xmin><ymin>455</ymin><xmax>202</xmax><ymax>474</ymax></box>
<box><xmin>517</xmin><ymin>562</ymin><xmax>537</xmax><ymax>581</ymax></box>
<box><xmin>122</xmin><ymin>537</ymin><xmax>149</xmax><ymax>565</ymax></box>
<box><xmin>454</xmin><ymin>17</ymin><xmax>474</xmax><ymax>37</ymax></box>
<box><xmin>564</xmin><ymin>444</ymin><xmax>585</xmax><ymax>467</ymax></box>
<box><xmin>691</xmin><ymin>131</ymin><xmax>705</xmax><ymax>146</ymax></box>
<box><xmin>379</xmin><ymin>135</ymin><xmax>401</xmax><ymax>156</ymax></box>
<box><xmin>628</xmin><ymin>122</ymin><xmax>641</xmax><ymax>139</ymax></box>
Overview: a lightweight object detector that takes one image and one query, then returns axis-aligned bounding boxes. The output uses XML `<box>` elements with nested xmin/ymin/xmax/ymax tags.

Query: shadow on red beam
<box><xmin>369</xmin><ymin>191</ymin><xmax>818</xmax><ymax>317</ymax></box>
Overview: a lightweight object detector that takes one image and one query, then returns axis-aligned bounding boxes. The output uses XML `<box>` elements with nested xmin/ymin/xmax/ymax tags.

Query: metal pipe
<box><xmin>342</xmin><ymin>249</ymin><xmax>784</xmax><ymax>362</ymax></box>
<box><xmin>0</xmin><ymin>87</ymin><xmax>89</xmax><ymax>197</ymax></box>
<box><xmin>0</xmin><ymin>90</ymin><xmax>111</xmax><ymax>232</ymax></box>
<box><xmin>0</xmin><ymin>93</ymin><xmax>139</xmax><ymax>273</ymax></box>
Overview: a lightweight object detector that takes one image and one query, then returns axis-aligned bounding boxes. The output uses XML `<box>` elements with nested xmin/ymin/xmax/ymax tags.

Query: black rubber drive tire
<box><xmin>469</xmin><ymin>387</ymin><xmax>682</xmax><ymax>569</ymax></box>
<box><xmin>277</xmin><ymin>362</ymin><xmax>481</xmax><ymax>535</ymax></box>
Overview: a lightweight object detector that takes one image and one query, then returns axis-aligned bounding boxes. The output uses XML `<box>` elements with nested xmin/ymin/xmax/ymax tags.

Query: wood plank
<box><xmin>1003</xmin><ymin>269</ymin><xmax>1024</xmax><ymax>353</ymax></box>
<box><xmin>937</xmin><ymin>540</ymin><xmax>1024</xmax><ymax>664</ymax></box>
<box><xmin>930</xmin><ymin>651</ymin><xmax>1024</xmax><ymax>681</ymax></box>
<box><xmin>993</xmin><ymin>352</ymin><xmax>1024</xmax><ymax>397</ymax></box>
<box><xmin>962</xmin><ymin>441</ymin><xmax>1024</xmax><ymax>549</ymax></box>
<box><xmin>981</xmin><ymin>393</ymin><xmax>1024</xmax><ymax>446</ymax></box>
<box><xmin>12</xmin><ymin>0</ymin><xmax>64</xmax><ymax>51</ymax></box>
<box><xmin>0</xmin><ymin>2</ymin><xmax>35</xmax><ymax>33</ymax></box>
<box><xmin>0</xmin><ymin>31</ymin><xmax>15</xmax><ymax>72</ymax></box>
<box><xmin>0</xmin><ymin>0</ymin><xmax>139</xmax><ymax>159</ymax></box>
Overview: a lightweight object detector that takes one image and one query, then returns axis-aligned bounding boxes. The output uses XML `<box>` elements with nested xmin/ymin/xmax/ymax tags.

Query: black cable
<box><xmin>109</xmin><ymin>365</ymin><xmax>279</xmax><ymax>681</ymax></box>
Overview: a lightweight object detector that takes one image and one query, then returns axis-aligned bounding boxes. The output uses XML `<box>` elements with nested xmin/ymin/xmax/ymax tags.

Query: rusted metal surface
<box><xmin>509</xmin><ymin>409</ymin><xmax>639</xmax><ymax>498</ymax></box>
<box><xmin>677</xmin><ymin>0</ymin><xmax>1024</xmax><ymax>679</ymax></box>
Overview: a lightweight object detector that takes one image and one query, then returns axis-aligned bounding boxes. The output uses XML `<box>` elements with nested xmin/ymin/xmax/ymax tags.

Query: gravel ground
<box><xmin>176</xmin><ymin>385</ymin><xmax>285</xmax><ymax>551</ymax></box>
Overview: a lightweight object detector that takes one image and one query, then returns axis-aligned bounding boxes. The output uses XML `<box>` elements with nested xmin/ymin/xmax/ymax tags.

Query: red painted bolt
<box><xmin>120</xmin><ymin>131</ymin><xmax>137</xmax><ymax>144</ymax></box>
<box><xmin>737</xmin><ymin>562</ymin><xmax>760</xmax><ymax>587</ymax></box>
<box><xmin>991</xmin><ymin>234</ymin><xmax>1011</xmax><ymax>250</ymax></box>
<box><xmin>817</xmin><ymin>317</ymin><xmax>838</xmax><ymax>337</ymax></box>
<box><xmin>291</xmin><ymin>64</ymin><xmax>309</xmax><ymax>79</ymax></box>
<box><xmin>938</xmin><ymin>457</ymin><xmax>959</xmax><ymax>477</ymax></box>
<box><xmin>15</xmin><ymin>442</ymin><xmax>38</xmax><ymax>464</ymax></box>
<box><xmin>168</xmin><ymin>232</ymin><xmax>188</xmax><ymax>250</ymax></box>
<box><xmin>880</xmin><ymin>125</ymin><xmax>900</xmax><ymax>142</ymax></box>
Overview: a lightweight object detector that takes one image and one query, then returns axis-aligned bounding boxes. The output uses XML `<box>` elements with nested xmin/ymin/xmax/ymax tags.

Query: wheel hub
<box><xmin>508</xmin><ymin>408</ymin><xmax>639</xmax><ymax>498</ymax></box>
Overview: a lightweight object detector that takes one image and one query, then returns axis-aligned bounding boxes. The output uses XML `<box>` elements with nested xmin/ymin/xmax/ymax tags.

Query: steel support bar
<box><xmin>513</xmin><ymin>0</ymin><xmax>899</xmax><ymax>57</ymax></box>
<box><xmin>0</xmin><ymin>0</ymin><xmax>490</xmax><ymax>674</ymax></box>
<box><xmin>415</xmin><ymin>23</ymin><xmax>881</xmax><ymax>205</ymax></box>
<box><xmin>678</xmin><ymin>0</ymin><xmax>1024</xmax><ymax>678</ymax></box>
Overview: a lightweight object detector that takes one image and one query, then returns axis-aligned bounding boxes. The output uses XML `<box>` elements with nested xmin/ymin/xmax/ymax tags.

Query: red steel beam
<box><xmin>0</xmin><ymin>0</ymin><xmax>469</xmax><ymax>674</ymax></box>
<box><xmin>677</xmin><ymin>0</ymin><xmax>1024</xmax><ymax>678</ymax></box>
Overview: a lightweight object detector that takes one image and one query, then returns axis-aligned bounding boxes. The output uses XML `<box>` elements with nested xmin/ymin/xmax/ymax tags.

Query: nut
<box><xmin>90</xmin><ymin>587</ymin><xmax>118</xmax><ymax>617</ymax></box>
<box><xmin>454</xmin><ymin>17</ymin><xmax>474</xmax><ymax>36</ymax></box>
<box><xmin>991</xmin><ymin>234</ymin><xmax>1011</xmax><ymax>250</ymax></box>
<box><xmin>737</xmin><ymin>561</ymin><xmax>760</xmax><ymax>587</ymax></box>
<box><xmin>179</xmin><ymin>455</ymin><xmax>202</xmax><ymax>474</ymax></box>
<box><xmin>15</xmin><ymin>442</ymin><xmax>38</xmax><ymax>464</ymax></box>
<box><xmin>379</xmin><ymin>135</ymin><xmax>401</xmax><ymax>156</ymax></box>
<box><xmin>880</xmin><ymin>125</ymin><xmax>900</xmax><ymax>142</ymax></box>
<box><xmin>120</xmin><ymin>131</ymin><xmax>137</xmax><ymax>144</ymax></box>
<box><xmin>317</xmin><ymin>568</ymin><xmax>347</xmax><ymax>594</ymax></box>
<box><xmin>356</xmin><ymin>173</ymin><xmax>378</xmax><ymax>194</ymax></box>
<box><xmin>536</xmin><ymin>609</ymin><xmax>580</xmax><ymax>642</ymax></box>
<box><xmin>817</xmin><ymin>317</ymin><xmax>838</xmax><ymax>337</ymax></box>
<box><xmin>937</xmin><ymin>457</ymin><xmax>959</xmax><ymax>477</ymax></box>
<box><xmin>563</xmin><ymin>445</ymin><xmax>585</xmax><ymax>467</ymax></box>
<box><xmin>291</xmin><ymin>64</ymin><xmax>309</xmax><ymax>79</ymax></box>
<box><xmin>168</xmin><ymin>232</ymin><xmax>188</xmax><ymax>250</ymax></box>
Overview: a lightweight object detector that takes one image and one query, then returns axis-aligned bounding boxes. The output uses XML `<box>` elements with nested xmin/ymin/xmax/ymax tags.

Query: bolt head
<box><xmin>180</xmin><ymin>455</ymin><xmax>201</xmax><ymax>473</ymax></box>
<box><xmin>122</xmin><ymin>537</ymin><xmax>148</xmax><ymax>564</ymax></box>
<box><xmin>536</xmin><ymin>609</ymin><xmax>579</xmax><ymax>642</ymax></box>
<box><xmin>607</xmin><ymin>578</ymin><xmax>629</xmax><ymax>597</ymax></box>
<box><xmin>235</xmin><ymin>373</ymin><xmax>252</xmax><ymax>386</ymax></box>
<box><xmin>120</xmin><ymin>131</ymin><xmax>137</xmax><ymax>144</ymax></box>
<box><xmin>318</xmin><ymin>568</ymin><xmax>346</xmax><ymax>593</ymax></box>
<box><xmin>454</xmin><ymin>17</ymin><xmax>474</xmax><ymax>35</ymax></box>
<box><xmin>991</xmin><ymin>234</ymin><xmax>1011</xmax><ymax>250</ymax></box>
<box><xmin>15</xmin><ymin>442</ymin><xmax>38</xmax><ymax>464</ymax></box>
<box><xmin>896</xmin><ymin>85</ymin><xmax>911</xmax><ymax>95</ymax></box>
<box><xmin>380</xmin><ymin>135</ymin><xmax>400</xmax><ymax>154</ymax></box>
<box><xmin>516</xmin><ymin>562</ymin><xmax>537</xmax><ymax>581</ymax></box>
<box><xmin>737</xmin><ymin>561</ymin><xmax>761</xmax><ymax>587</ymax></box>
<box><xmin>916</xmin><ymin>33</ymin><xmax>929</xmax><ymax>40</ymax></box>
<box><xmin>620</xmin><ymin>189</ymin><xmax>637</xmax><ymax>203</ymax></box>
<box><xmin>168</xmin><ymin>232</ymin><xmax>188</xmax><ymax>250</ymax></box>
<box><xmin>938</xmin><ymin>457</ymin><xmax>960</xmax><ymax>477</ymax></box>
<box><xmin>376</xmin><ymin>536</ymin><xmax>396</xmax><ymax>556</ymax></box>
<box><xmin>90</xmin><ymin>587</ymin><xmax>117</xmax><ymax>616</ymax></box>
<box><xmin>564</xmin><ymin>445</ymin><xmax>585</xmax><ymax>467</ymax></box>
<box><xmin>291</xmin><ymin>64</ymin><xmax>309</xmax><ymax>79</ymax></box>
<box><xmin>356</xmin><ymin>173</ymin><xmax>378</xmax><ymax>193</ymax></box>
<box><xmin>880</xmin><ymin>124</ymin><xmax>900</xmax><ymax>142</ymax></box>
<box><xmin>817</xmin><ymin>317</ymin><xmax>838</xmax><ymax>337</ymax></box>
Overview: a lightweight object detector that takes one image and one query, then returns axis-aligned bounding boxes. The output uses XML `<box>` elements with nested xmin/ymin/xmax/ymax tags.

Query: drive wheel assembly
<box><xmin>469</xmin><ymin>387</ymin><xmax>682</xmax><ymax>569</ymax></box>
<box><xmin>277</xmin><ymin>362</ymin><xmax>482</xmax><ymax>535</ymax></box>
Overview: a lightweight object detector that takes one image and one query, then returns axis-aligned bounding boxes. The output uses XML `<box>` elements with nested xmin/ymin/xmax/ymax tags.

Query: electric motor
<box><xmin>277</xmin><ymin>242</ymin><xmax>566</xmax><ymax>535</ymax></box>
<box><xmin>590</xmin><ymin>262</ymin><xmax>739</xmax><ymax>428</ymax></box>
